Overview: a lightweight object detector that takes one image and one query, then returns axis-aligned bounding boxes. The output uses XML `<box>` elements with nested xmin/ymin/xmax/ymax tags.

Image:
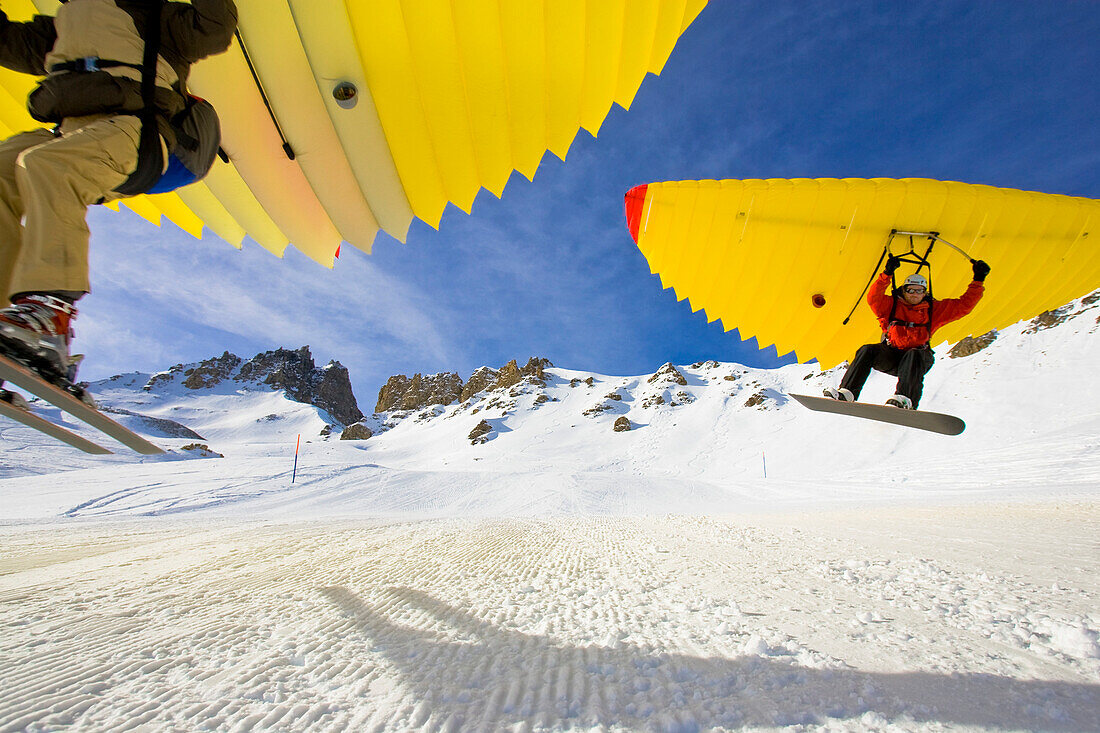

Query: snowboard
<box><xmin>0</xmin><ymin>353</ymin><xmax>164</xmax><ymax>454</ymax></box>
<box><xmin>790</xmin><ymin>393</ymin><xmax>965</xmax><ymax>436</ymax></box>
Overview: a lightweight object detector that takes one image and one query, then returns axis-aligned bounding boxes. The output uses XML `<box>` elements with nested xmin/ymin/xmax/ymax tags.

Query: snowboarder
<box><xmin>824</xmin><ymin>255</ymin><xmax>990</xmax><ymax>409</ymax></box>
<box><xmin>0</xmin><ymin>0</ymin><xmax>237</xmax><ymax>385</ymax></box>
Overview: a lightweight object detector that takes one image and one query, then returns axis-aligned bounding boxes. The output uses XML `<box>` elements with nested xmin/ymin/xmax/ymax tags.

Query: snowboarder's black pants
<box><xmin>839</xmin><ymin>342</ymin><xmax>935</xmax><ymax>407</ymax></box>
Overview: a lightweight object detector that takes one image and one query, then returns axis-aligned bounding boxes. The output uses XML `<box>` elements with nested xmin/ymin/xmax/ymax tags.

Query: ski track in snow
<box><xmin>1</xmin><ymin>509</ymin><xmax>1097</xmax><ymax>732</ymax></box>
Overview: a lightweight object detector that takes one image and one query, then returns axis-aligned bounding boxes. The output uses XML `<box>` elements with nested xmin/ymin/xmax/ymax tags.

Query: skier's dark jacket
<box><xmin>0</xmin><ymin>0</ymin><xmax>236</xmax><ymax>148</ymax></box>
<box><xmin>867</xmin><ymin>272</ymin><xmax>984</xmax><ymax>350</ymax></box>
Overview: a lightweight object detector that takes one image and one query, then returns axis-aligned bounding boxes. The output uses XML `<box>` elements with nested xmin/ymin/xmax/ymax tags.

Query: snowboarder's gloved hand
<box><xmin>972</xmin><ymin>259</ymin><xmax>991</xmax><ymax>281</ymax></box>
<box><xmin>884</xmin><ymin>255</ymin><xmax>902</xmax><ymax>275</ymax></box>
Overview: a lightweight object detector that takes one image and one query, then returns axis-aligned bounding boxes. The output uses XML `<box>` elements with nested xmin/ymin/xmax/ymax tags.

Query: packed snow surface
<box><xmin>1</xmin><ymin>510</ymin><xmax>1097</xmax><ymax>731</ymax></box>
<box><xmin>1</xmin><ymin>292</ymin><xmax>1098</xmax><ymax>730</ymax></box>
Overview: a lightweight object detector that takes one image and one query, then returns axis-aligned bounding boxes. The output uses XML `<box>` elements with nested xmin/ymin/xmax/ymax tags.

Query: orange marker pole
<box><xmin>292</xmin><ymin>434</ymin><xmax>301</xmax><ymax>484</ymax></box>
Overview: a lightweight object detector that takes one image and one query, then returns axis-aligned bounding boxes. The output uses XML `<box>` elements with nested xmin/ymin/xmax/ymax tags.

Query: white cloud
<box><xmin>81</xmin><ymin>207</ymin><xmax>456</xmax><ymax>392</ymax></box>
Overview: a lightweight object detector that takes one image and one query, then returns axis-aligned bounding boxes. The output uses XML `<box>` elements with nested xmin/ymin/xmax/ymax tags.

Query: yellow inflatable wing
<box><xmin>625</xmin><ymin>178</ymin><xmax>1100</xmax><ymax>369</ymax></box>
<box><xmin>5</xmin><ymin>0</ymin><xmax>707</xmax><ymax>266</ymax></box>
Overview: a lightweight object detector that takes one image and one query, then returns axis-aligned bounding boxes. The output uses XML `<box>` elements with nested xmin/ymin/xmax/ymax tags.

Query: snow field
<box><xmin>1</xmin><ymin>507</ymin><xmax>1097</xmax><ymax>732</ymax></box>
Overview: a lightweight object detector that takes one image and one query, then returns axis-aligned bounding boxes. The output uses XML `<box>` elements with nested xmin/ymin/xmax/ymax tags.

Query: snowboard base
<box><xmin>790</xmin><ymin>393</ymin><xmax>965</xmax><ymax>436</ymax></box>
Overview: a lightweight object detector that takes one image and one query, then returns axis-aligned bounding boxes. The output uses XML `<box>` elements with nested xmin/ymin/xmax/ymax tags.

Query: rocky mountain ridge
<box><xmin>375</xmin><ymin>357</ymin><xmax>553</xmax><ymax>413</ymax></box>
<box><xmin>344</xmin><ymin>292</ymin><xmax>1100</xmax><ymax>446</ymax></box>
<box><xmin>106</xmin><ymin>346</ymin><xmax>363</xmax><ymax>426</ymax></box>
<box><xmin>68</xmin><ymin>291</ymin><xmax>1097</xmax><ymax>456</ymax></box>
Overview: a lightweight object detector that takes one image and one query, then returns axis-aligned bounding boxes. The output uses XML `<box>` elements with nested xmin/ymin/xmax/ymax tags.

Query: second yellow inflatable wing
<box><xmin>625</xmin><ymin>178</ymin><xmax>1100</xmax><ymax>369</ymax></box>
<box><xmin>8</xmin><ymin>0</ymin><xmax>707</xmax><ymax>267</ymax></box>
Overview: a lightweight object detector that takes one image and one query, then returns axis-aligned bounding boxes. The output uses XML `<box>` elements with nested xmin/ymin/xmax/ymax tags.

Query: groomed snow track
<box><xmin>1</xmin><ymin>508</ymin><xmax>1097</xmax><ymax>731</ymax></box>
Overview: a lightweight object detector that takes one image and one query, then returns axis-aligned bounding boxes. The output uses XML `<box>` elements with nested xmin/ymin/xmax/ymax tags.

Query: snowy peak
<box><xmin>101</xmin><ymin>346</ymin><xmax>363</xmax><ymax>426</ymax></box>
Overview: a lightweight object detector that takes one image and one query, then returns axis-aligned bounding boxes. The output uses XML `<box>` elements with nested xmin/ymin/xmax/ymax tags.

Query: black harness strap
<box><xmin>843</xmin><ymin>235</ymin><xmax>892</xmax><ymax>326</ymax></box>
<box><xmin>112</xmin><ymin>0</ymin><xmax>166</xmax><ymax>197</ymax></box>
<box><xmin>885</xmin><ymin>234</ymin><xmax>936</xmax><ymax>347</ymax></box>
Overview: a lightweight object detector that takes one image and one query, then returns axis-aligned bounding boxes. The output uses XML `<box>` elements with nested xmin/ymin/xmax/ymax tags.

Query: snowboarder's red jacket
<box><xmin>867</xmin><ymin>273</ymin><xmax>984</xmax><ymax>349</ymax></box>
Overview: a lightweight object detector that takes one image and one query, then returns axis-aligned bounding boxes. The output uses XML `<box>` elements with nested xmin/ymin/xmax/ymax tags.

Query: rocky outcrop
<box><xmin>582</xmin><ymin>402</ymin><xmax>616</xmax><ymax>418</ymax></box>
<box><xmin>181</xmin><ymin>443</ymin><xmax>223</xmax><ymax>458</ymax></box>
<box><xmin>182</xmin><ymin>351</ymin><xmax>242</xmax><ymax>390</ymax></box>
<box><xmin>375</xmin><ymin>375</ymin><xmax>412</xmax><ymax>412</ymax></box>
<box><xmin>948</xmin><ymin>330</ymin><xmax>998</xmax><ymax>358</ymax></box>
<box><xmin>1025</xmin><ymin>305</ymin><xmax>1074</xmax><ymax>334</ymax></box>
<box><xmin>144</xmin><ymin>364</ymin><xmax>185</xmax><ymax>391</ymax></box>
<box><xmin>340</xmin><ymin>423</ymin><xmax>373</xmax><ymax>440</ymax></box>
<box><xmin>461</xmin><ymin>367</ymin><xmax>500</xmax><ymax>402</ymax></box>
<box><xmin>493</xmin><ymin>359</ymin><xmax>526</xmax><ymax>391</ymax></box>
<box><xmin>647</xmin><ymin>362</ymin><xmax>688</xmax><ymax>386</ymax></box>
<box><xmin>469</xmin><ymin>420</ymin><xmax>492</xmax><ymax>445</ymax></box>
<box><xmin>375</xmin><ymin>357</ymin><xmax>556</xmax><ymax>413</ymax></box>
<box><xmin>237</xmin><ymin>347</ymin><xmax>363</xmax><ymax>426</ymax></box>
<box><xmin>493</xmin><ymin>357</ymin><xmax>552</xmax><ymax>390</ymax></box>
<box><xmin>375</xmin><ymin>372</ymin><xmax>463</xmax><ymax>412</ymax></box>
<box><xmin>744</xmin><ymin>391</ymin><xmax>769</xmax><ymax>409</ymax></box>
<box><xmin>613</xmin><ymin>416</ymin><xmax>632</xmax><ymax>432</ymax></box>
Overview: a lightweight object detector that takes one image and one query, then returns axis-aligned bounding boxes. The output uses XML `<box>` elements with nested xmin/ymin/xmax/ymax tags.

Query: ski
<box><xmin>0</xmin><ymin>390</ymin><xmax>112</xmax><ymax>454</ymax></box>
<box><xmin>790</xmin><ymin>393</ymin><xmax>965</xmax><ymax>436</ymax></box>
<box><xmin>0</xmin><ymin>353</ymin><xmax>164</xmax><ymax>454</ymax></box>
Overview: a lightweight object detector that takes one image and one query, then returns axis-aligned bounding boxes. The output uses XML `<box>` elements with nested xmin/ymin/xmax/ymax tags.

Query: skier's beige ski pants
<box><xmin>0</xmin><ymin>114</ymin><xmax>141</xmax><ymax>304</ymax></box>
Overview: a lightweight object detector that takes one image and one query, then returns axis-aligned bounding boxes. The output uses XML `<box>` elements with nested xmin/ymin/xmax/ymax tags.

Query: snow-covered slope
<box><xmin>1</xmin><ymin>291</ymin><xmax>1097</xmax><ymax>519</ymax></box>
<box><xmin>2</xmin><ymin>295</ymin><xmax>1098</xmax><ymax>733</ymax></box>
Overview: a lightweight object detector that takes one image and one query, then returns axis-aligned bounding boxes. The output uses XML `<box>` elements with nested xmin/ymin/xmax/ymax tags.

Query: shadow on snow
<box><xmin>321</xmin><ymin>585</ymin><xmax>1099</xmax><ymax>730</ymax></box>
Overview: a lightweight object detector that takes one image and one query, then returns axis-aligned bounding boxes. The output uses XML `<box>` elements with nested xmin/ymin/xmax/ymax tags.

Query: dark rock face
<box><xmin>493</xmin><ymin>357</ymin><xmax>552</xmax><ymax>391</ymax></box>
<box><xmin>183</xmin><ymin>351</ymin><xmax>242</xmax><ymax>390</ymax></box>
<box><xmin>376</xmin><ymin>372</ymin><xmax>463</xmax><ymax>412</ymax></box>
<box><xmin>744</xmin><ymin>391</ymin><xmax>768</xmax><ymax>409</ymax></box>
<box><xmin>948</xmin><ymin>330</ymin><xmax>998</xmax><ymax>358</ymax></box>
<box><xmin>181</xmin><ymin>443</ymin><xmax>223</xmax><ymax>458</ymax></box>
<box><xmin>144</xmin><ymin>364</ymin><xmax>184</xmax><ymax>391</ymax></box>
<box><xmin>313</xmin><ymin>363</ymin><xmax>363</xmax><ymax>425</ymax></box>
<box><xmin>469</xmin><ymin>420</ymin><xmax>492</xmax><ymax>444</ymax></box>
<box><xmin>119</xmin><ymin>346</ymin><xmax>365</xmax><ymax>429</ymax></box>
<box><xmin>613</xmin><ymin>416</ymin><xmax>632</xmax><ymax>432</ymax></box>
<box><xmin>461</xmin><ymin>366</ymin><xmax>499</xmax><ymax>401</ymax></box>
<box><xmin>340</xmin><ymin>423</ymin><xmax>373</xmax><ymax>440</ymax></box>
<box><xmin>375</xmin><ymin>375</ymin><xmax>412</xmax><ymax>412</ymax></box>
<box><xmin>1025</xmin><ymin>305</ymin><xmax>1074</xmax><ymax>334</ymax></box>
<box><xmin>236</xmin><ymin>347</ymin><xmax>363</xmax><ymax>426</ymax></box>
<box><xmin>648</xmin><ymin>362</ymin><xmax>688</xmax><ymax>386</ymax></box>
<box><xmin>375</xmin><ymin>357</ymin><xmax>555</xmax><ymax>413</ymax></box>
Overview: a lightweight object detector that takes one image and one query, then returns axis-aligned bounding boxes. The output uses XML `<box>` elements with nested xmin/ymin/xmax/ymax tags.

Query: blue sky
<box><xmin>78</xmin><ymin>1</ymin><xmax>1100</xmax><ymax>409</ymax></box>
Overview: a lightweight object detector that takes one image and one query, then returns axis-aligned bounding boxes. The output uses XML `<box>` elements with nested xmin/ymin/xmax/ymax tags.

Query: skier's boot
<box><xmin>885</xmin><ymin>394</ymin><xmax>914</xmax><ymax>409</ymax></box>
<box><xmin>823</xmin><ymin>386</ymin><xmax>855</xmax><ymax>402</ymax></box>
<box><xmin>0</xmin><ymin>294</ymin><xmax>78</xmax><ymax>383</ymax></box>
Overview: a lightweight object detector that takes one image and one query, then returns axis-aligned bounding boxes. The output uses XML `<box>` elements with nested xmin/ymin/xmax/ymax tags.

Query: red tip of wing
<box><xmin>624</xmin><ymin>184</ymin><xmax>649</xmax><ymax>244</ymax></box>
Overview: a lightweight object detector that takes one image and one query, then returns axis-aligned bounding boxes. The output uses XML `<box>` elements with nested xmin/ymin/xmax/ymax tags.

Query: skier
<box><xmin>824</xmin><ymin>255</ymin><xmax>990</xmax><ymax>409</ymax></box>
<box><xmin>0</xmin><ymin>0</ymin><xmax>237</xmax><ymax>385</ymax></box>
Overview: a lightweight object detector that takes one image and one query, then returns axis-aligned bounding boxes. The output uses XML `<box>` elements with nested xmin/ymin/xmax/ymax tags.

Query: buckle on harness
<box><xmin>78</xmin><ymin>57</ymin><xmax>101</xmax><ymax>72</ymax></box>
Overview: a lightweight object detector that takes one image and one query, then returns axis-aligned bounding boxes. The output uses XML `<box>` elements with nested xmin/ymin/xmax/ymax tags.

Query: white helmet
<box><xmin>903</xmin><ymin>273</ymin><xmax>928</xmax><ymax>290</ymax></box>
